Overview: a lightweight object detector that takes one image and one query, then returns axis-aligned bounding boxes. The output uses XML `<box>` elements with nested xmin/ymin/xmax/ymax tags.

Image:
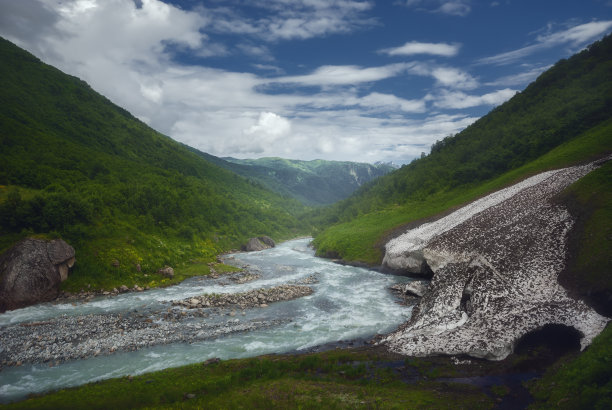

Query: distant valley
<box><xmin>207</xmin><ymin>154</ymin><xmax>396</xmax><ymax>206</ymax></box>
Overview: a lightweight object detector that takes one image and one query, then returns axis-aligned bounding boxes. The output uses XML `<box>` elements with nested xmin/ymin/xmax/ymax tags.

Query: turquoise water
<box><xmin>0</xmin><ymin>238</ymin><xmax>412</xmax><ymax>403</ymax></box>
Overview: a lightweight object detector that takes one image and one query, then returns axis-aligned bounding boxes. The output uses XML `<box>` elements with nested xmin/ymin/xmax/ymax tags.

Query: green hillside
<box><xmin>216</xmin><ymin>156</ymin><xmax>395</xmax><ymax>206</ymax></box>
<box><xmin>0</xmin><ymin>37</ymin><xmax>309</xmax><ymax>291</ymax></box>
<box><xmin>313</xmin><ymin>34</ymin><xmax>612</xmax><ymax>267</ymax></box>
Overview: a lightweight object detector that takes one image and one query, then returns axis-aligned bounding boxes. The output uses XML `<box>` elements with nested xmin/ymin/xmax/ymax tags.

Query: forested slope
<box><xmin>0</xmin><ymin>37</ymin><xmax>308</xmax><ymax>291</ymax></box>
<box><xmin>313</xmin><ymin>34</ymin><xmax>612</xmax><ymax>265</ymax></box>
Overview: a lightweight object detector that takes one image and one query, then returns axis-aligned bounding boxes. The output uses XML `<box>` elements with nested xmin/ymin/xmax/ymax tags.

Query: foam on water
<box><xmin>0</xmin><ymin>238</ymin><xmax>412</xmax><ymax>403</ymax></box>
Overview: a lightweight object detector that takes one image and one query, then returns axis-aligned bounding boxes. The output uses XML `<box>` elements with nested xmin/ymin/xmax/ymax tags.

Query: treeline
<box><xmin>311</xmin><ymin>34</ymin><xmax>612</xmax><ymax>228</ymax></box>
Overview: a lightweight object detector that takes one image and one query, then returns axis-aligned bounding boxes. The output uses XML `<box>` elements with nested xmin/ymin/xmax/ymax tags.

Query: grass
<box><xmin>559</xmin><ymin>160</ymin><xmax>612</xmax><ymax>299</ymax></box>
<box><xmin>528</xmin><ymin>324</ymin><xmax>612</xmax><ymax>409</ymax></box>
<box><xmin>313</xmin><ymin>119</ymin><xmax>612</xmax><ymax>265</ymax></box>
<box><xmin>3</xmin><ymin>350</ymin><xmax>492</xmax><ymax>409</ymax></box>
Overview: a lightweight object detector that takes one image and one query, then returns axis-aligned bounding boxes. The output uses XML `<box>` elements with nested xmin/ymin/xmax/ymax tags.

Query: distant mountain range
<box><xmin>184</xmin><ymin>148</ymin><xmax>396</xmax><ymax>206</ymax></box>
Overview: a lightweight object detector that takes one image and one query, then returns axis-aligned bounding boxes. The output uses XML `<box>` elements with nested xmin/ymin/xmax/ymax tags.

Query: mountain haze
<box><xmin>221</xmin><ymin>157</ymin><xmax>395</xmax><ymax>206</ymax></box>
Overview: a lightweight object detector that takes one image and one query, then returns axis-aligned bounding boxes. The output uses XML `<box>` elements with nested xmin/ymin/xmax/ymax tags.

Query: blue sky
<box><xmin>1</xmin><ymin>0</ymin><xmax>611</xmax><ymax>163</ymax></box>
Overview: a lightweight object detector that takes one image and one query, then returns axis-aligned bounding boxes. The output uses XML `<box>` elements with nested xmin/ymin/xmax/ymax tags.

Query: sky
<box><xmin>1</xmin><ymin>1</ymin><xmax>611</xmax><ymax>164</ymax></box>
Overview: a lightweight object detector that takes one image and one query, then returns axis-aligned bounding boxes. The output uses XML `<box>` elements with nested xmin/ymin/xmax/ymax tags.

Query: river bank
<box><xmin>0</xmin><ymin>238</ymin><xmax>412</xmax><ymax>403</ymax></box>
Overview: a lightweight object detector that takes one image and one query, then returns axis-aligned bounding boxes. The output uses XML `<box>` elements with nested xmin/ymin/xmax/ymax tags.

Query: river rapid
<box><xmin>0</xmin><ymin>238</ymin><xmax>413</xmax><ymax>403</ymax></box>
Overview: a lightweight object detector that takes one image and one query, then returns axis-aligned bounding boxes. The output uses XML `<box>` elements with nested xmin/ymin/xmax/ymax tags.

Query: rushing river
<box><xmin>0</xmin><ymin>238</ymin><xmax>413</xmax><ymax>403</ymax></box>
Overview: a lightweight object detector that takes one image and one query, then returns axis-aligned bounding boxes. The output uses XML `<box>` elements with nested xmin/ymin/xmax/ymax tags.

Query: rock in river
<box><xmin>0</xmin><ymin>238</ymin><xmax>75</xmax><ymax>312</ymax></box>
<box><xmin>243</xmin><ymin>236</ymin><xmax>276</xmax><ymax>252</ymax></box>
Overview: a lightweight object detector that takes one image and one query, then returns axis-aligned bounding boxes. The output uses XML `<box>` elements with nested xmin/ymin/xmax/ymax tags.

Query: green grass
<box><xmin>313</xmin><ymin>120</ymin><xmax>612</xmax><ymax>265</ymax></box>
<box><xmin>560</xmin><ymin>161</ymin><xmax>612</xmax><ymax>294</ymax></box>
<box><xmin>528</xmin><ymin>324</ymin><xmax>612</xmax><ymax>409</ymax></box>
<box><xmin>3</xmin><ymin>350</ymin><xmax>492</xmax><ymax>409</ymax></box>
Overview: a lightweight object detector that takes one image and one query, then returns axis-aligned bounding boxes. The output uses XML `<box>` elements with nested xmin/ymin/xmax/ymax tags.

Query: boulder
<box><xmin>0</xmin><ymin>238</ymin><xmax>75</xmax><ymax>312</ymax></box>
<box><xmin>157</xmin><ymin>266</ymin><xmax>174</xmax><ymax>278</ymax></box>
<box><xmin>402</xmin><ymin>281</ymin><xmax>430</xmax><ymax>298</ymax></box>
<box><xmin>243</xmin><ymin>236</ymin><xmax>276</xmax><ymax>252</ymax></box>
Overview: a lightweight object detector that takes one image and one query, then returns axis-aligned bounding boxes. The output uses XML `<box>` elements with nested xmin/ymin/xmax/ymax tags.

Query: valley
<box><xmin>0</xmin><ymin>19</ymin><xmax>611</xmax><ymax>410</ymax></box>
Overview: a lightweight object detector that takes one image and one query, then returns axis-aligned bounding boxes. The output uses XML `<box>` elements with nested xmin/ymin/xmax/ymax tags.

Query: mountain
<box><xmin>218</xmin><ymin>156</ymin><xmax>395</xmax><ymax>206</ymax></box>
<box><xmin>312</xmin><ymin>35</ymin><xmax>611</xmax><ymax>406</ymax></box>
<box><xmin>182</xmin><ymin>147</ymin><xmax>395</xmax><ymax>206</ymax></box>
<box><xmin>0</xmin><ymin>37</ymin><xmax>309</xmax><ymax>292</ymax></box>
<box><xmin>313</xmin><ymin>33</ymin><xmax>612</xmax><ymax>266</ymax></box>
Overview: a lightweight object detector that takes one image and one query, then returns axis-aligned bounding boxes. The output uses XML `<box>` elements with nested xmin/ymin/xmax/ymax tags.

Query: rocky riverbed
<box><xmin>0</xmin><ymin>278</ymin><xmax>314</xmax><ymax>369</ymax></box>
<box><xmin>172</xmin><ymin>284</ymin><xmax>314</xmax><ymax>309</ymax></box>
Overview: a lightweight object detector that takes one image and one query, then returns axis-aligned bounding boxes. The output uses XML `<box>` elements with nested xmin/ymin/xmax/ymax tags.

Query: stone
<box><xmin>243</xmin><ymin>236</ymin><xmax>276</xmax><ymax>252</ymax></box>
<box><xmin>119</xmin><ymin>285</ymin><xmax>129</xmax><ymax>292</ymax></box>
<box><xmin>204</xmin><ymin>357</ymin><xmax>220</xmax><ymax>365</ymax></box>
<box><xmin>0</xmin><ymin>238</ymin><xmax>75</xmax><ymax>312</ymax></box>
<box><xmin>403</xmin><ymin>281</ymin><xmax>430</xmax><ymax>298</ymax></box>
<box><xmin>157</xmin><ymin>266</ymin><xmax>174</xmax><ymax>279</ymax></box>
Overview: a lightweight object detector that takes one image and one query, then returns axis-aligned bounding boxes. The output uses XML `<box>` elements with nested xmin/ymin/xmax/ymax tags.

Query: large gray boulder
<box><xmin>244</xmin><ymin>236</ymin><xmax>275</xmax><ymax>252</ymax></box>
<box><xmin>0</xmin><ymin>238</ymin><xmax>75</xmax><ymax>312</ymax></box>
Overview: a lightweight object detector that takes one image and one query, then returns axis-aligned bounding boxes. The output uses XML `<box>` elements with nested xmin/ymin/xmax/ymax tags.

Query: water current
<box><xmin>0</xmin><ymin>238</ymin><xmax>413</xmax><ymax>403</ymax></box>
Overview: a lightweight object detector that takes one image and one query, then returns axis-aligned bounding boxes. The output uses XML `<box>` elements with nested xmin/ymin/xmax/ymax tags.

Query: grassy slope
<box><xmin>0</xmin><ymin>37</ymin><xmax>309</xmax><ymax>292</ymax></box>
<box><xmin>528</xmin><ymin>324</ymin><xmax>612</xmax><ymax>409</ymax></box>
<box><xmin>312</xmin><ymin>34</ymin><xmax>612</xmax><ymax>264</ymax></box>
<box><xmin>313</xmin><ymin>120</ymin><xmax>612</xmax><ymax>265</ymax></box>
<box><xmin>4</xmin><ymin>350</ymin><xmax>492</xmax><ymax>409</ymax></box>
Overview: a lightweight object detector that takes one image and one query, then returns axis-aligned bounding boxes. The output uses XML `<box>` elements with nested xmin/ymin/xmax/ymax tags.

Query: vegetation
<box><xmin>312</xmin><ymin>34</ymin><xmax>612</xmax><ymax>265</ymax></box>
<box><xmin>557</xmin><ymin>160</ymin><xmax>612</xmax><ymax>316</ymax></box>
<box><xmin>529</xmin><ymin>324</ymin><xmax>612</xmax><ymax>409</ymax></box>
<box><xmin>4</xmin><ymin>350</ymin><xmax>492</xmax><ymax>409</ymax></box>
<box><xmin>313</xmin><ymin>120</ymin><xmax>612</xmax><ymax>264</ymax></box>
<box><xmin>189</xmin><ymin>152</ymin><xmax>396</xmax><ymax>206</ymax></box>
<box><xmin>0</xmin><ymin>37</ymin><xmax>309</xmax><ymax>292</ymax></box>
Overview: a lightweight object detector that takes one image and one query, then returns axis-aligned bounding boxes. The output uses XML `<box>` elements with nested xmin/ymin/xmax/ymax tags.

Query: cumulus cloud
<box><xmin>245</xmin><ymin>112</ymin><xmax>292</xmax><ymax>138</ymax></box>
<box><xmin>478</xmin><ymin>20</ymin><xmax>612</xmax><ymax>65</ymax></box>
<box><xmin>433</xmin><ymin>88</ymin><xmax>517</xmax><ymax>109</ymax></box>
<box><xmin>431</xmin><ymin>67</ymin><xmax>478</xmax><ymax>89</ymax></box>
<box><xmin>380</xmin><ymin>41</ymin><xmax>460</xmax><ymax>57</ymax></box>
<box><xmin>0</xmin><ymin>0</ymin><xmax>484</xmax><ymax>163</ymax></box>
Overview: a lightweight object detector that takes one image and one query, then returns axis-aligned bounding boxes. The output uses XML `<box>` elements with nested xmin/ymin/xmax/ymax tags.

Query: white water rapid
<box><xmin>0</xmin><ymin>238</ymin><xmax>412</xmax><ymax>403</ymax></box>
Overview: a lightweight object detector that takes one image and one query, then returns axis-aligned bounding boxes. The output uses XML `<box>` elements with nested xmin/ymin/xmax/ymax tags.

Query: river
<box><xmin>0</xmin><ymin>238</ymin><xmax>413</xmax><ymax>403</ymax></box>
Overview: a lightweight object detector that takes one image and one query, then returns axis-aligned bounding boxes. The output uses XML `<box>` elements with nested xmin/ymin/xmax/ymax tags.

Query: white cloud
<box><xmin>478</xmin><ymin>20</ymin><xmax>612</xmax><ymax>65</ymax></box>
<box><xmin>433</xmin><ymin>88</ymin><xmax>516</xmax><ymax>109</ymax></box>
<box><xmin>431</xmin><ymin>67</ymin><xmax>478</xmax><ymax>89</ymax></box>
<box><xmin>438</xmin><ymin>1</ymin><xmax>471</xmax><ymax>16</ymax></box>
<box><xmin>396</xmin><ymin>0</ymin><xmax>471</xmax><ymax>16</ymax></box>
<box><xmin>245</xmin><ymin>112</ymin><xmax>292</xmax><ymax>138</ymax></box>
<box><xmin>380</xmin><ymin>41</ymin><xmax>460</xmax><ymax>57</ymax></box>
<box><xmin>206</xmin><ymin>0</ymin><xmax>376</xmax><ymax>41</ymax></box>
<box><xmin>271</xmin><ymin>63</ymin><xmax>413</xmax><ymax>86</ymax></box>
<box><xmin>486</xmin><ymin>65</ymin><xmax>550</xmax><ymax>87</ymax></box>
<box><xmin>353</xmin><ymin>92</ymin><xmax>426</xmax><ymax>113</ymax></box>
<box><xmin>0</xmin><ymin>0</ymin><xmax>484</xmax><ymax>163</ymax></box>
